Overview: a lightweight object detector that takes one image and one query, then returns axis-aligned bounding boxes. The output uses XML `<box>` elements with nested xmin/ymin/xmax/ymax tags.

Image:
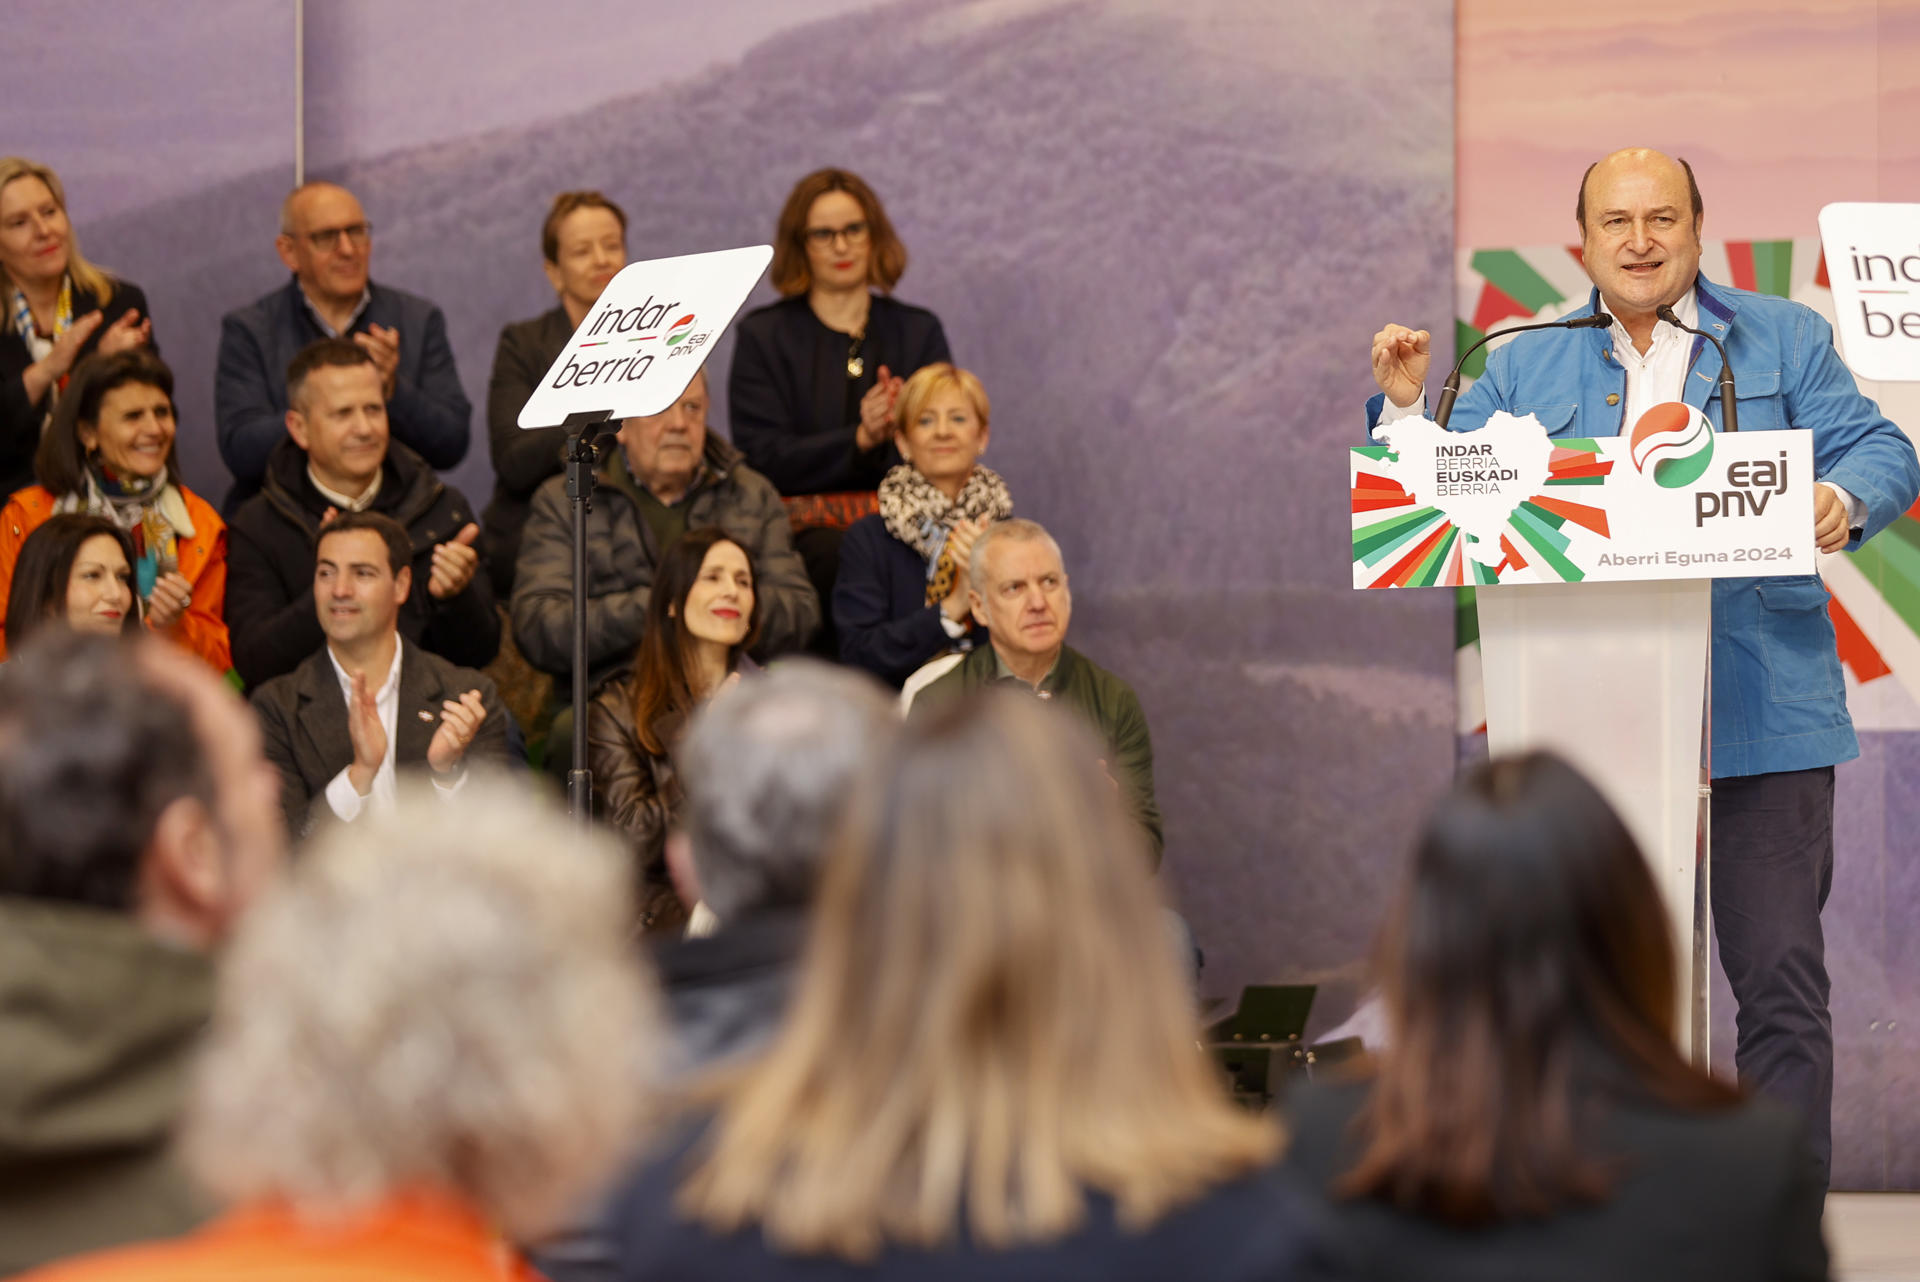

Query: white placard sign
<box><xmin>517</xmin><ymin>244</ymin><xmax>774</xmax><ymax>429</ymax></box>
<box><xmin>1818</xmin><ymin>202</ymin><xmax>1920</xmax><ymax>382</ymax></box>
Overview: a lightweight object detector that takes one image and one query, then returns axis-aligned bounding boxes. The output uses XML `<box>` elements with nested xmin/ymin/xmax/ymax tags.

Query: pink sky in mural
<box><xmin>1459</xmin><ymin>0</ymin><xmax>1920</xmax><ymax>247</ymax></box>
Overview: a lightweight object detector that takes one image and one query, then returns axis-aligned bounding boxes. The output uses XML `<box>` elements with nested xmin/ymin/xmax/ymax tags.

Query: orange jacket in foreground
<box><xmin>0</xmin><ymin>485</ymin><xmax>232</xmax><ymax>673</ymax></box>
<box><xmin>16</xmin><ymin>1193</ymin><xmax>542</xmax><ymax>1282</ymax></box>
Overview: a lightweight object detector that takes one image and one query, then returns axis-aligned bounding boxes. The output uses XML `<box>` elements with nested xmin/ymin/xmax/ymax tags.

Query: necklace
<box><xmin>846</xmin><ymin>327</ymin><xmax>865</xmax><ymax>380</ymax></box>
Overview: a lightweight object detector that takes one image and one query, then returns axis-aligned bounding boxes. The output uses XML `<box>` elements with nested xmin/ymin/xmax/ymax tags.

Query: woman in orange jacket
<box><xmin>0</xmin><ymin>350</ymin><xmax>229</xmax><ymax>671</ymax></box>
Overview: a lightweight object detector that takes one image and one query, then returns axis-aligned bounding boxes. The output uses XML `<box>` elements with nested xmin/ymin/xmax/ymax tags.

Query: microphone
<box><xmin>1656</xmin><ymin>305</ymin><xmax>1736</xmax><ymax>432</ymax></box>
<box><xmin>1432</xmin><ymin>313</ymin><xmax>1614</xmax><ymax>428</ymax></box>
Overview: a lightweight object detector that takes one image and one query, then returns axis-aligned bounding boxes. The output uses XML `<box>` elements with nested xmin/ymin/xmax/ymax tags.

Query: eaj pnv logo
<box><xmin>1629</xmin><ymin>402</ymin><xmax>1715</xmax><ymax>489</ymax></box>
<box><xmin>664</xmin><ymin>313</ymin><xmax>697</xmax><ymax>346</ymax></box>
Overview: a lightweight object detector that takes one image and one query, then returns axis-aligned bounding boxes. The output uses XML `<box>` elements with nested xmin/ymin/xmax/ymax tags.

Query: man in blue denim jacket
<box><xmin>1366</xmin><ymin>149</ymin><xmax>1920</xmax><ymax>1183</ymax></box>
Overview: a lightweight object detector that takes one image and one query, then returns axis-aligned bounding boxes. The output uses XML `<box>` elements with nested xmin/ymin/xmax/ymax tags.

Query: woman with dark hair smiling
<box><xmin>1284</xmin><ymin>752</ymin><xmax>1828</xmax><ymax>1282</ymax></box>
<box><xmin>729</xmin><ymin>168</ymin><xmax>951</xmax><ymax>652</ymax></box>
<box><xmin>0</xmin><ymin>351</ymin><xmax>228</xmax><ymax>669</ymax></box>
<box><xmin>587</xmin><ymin>526</ymin><xmax>760</xmax><ymax>935</ymax></box>
<box><xmin>2</xmin><ymin>513</ymin><xmax>141</xmax><ymax>648</ymax></box>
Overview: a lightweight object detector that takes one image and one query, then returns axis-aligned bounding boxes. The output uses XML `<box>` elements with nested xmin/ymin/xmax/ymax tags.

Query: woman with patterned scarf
<box><xmin>0</xmin><ymin>351</ymin><xmax>230</xmax><ymax>671</ymax></box>
<box><xmin>834</xmin><ymin>363</ymin><xmax>1011</xmax><ymax>687</ymax></box>
<box><xmin>0</xmin><ymin>157</ymin><xmax>155</xmax><ymax>502</ymax></box>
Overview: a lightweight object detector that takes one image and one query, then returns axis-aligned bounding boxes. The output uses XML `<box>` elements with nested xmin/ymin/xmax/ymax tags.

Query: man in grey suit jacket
<box><xmin>252</xmin><ymin>510</ymin><xmax>511</xmax><ymax>841</ymax></box>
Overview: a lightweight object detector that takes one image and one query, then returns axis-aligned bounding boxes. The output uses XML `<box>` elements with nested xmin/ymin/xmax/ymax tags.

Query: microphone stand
<box><xmin>1433</xmin><ymin>312</ymin><xmax>1614</xmax><ymax>428</ymax></box>
<box><xmin>1657</xmin><ymin>305</ymin><xmax>1737</xmax><ymax>432</ymax></box>
<box><xmin>560</xmin><ymin>409</ymin><xmax>618</xmax><ymax>827</ymax></box>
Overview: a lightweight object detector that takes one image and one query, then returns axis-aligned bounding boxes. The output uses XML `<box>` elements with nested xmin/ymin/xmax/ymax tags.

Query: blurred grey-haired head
<box><xmin>677</xmin><ymin>660</ymin><xmax>898</xmax><ymax>922</ymax></box>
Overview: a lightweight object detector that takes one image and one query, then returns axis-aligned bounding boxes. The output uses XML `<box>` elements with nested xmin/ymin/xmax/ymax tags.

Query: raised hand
<box><xmin>94</xmin><ymin>309</ymin><xmax>151</xmax><ymax>357</ymax></box>
<box><xmin>427</xmin><ymin>522</ymin><xmax>480</xmax><ymax>600</ymax></box>
<box><xmin>940</xmin><ymin>517</ymin><xmax>985</xmax><ymax>622</ymax></box>
<box><xmin>855</xmin><ymin>363</ymin><xmax>898</xmax><ymax>451</ymax></box>
<box><xmin>345</xmin><ymin>669</ymin><xmax>387</xmax><ymax>797</ymax></box>
<box><xmin>144</xmin><ymin>571</ymin><xmax>194</xmax><ymax>631</ymax></box>
<box><xmin>1370</xmin><ymin>324</ymin><xmax>1432</xmax><ymax>408</ymax></box>
<box><xmin>427</xmin><ymin>689</ymin><xmax>487</xmax><ymax>775</ymax></box>
<box><xmin>353</xmin><ymin>324</ymin><xmax>401</xmax><ymax>397</ymax></box>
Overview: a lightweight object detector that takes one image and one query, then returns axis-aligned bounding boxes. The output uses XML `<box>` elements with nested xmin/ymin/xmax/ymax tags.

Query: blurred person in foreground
<box><xmin>1284</xmin><ymin>752</ymin><xmax>1828</xmax><ymax>1282</ymax></box>
<box><xmin>0</xmin><ymin>635</ymin><xmax>285</xmax><ymax>1274</ymax></box>
<box><xmin>0</xmin><ymin>157</ymin><xmax>154</xmax><ymax>500</ymax></box>
<box><xmin>2</xmin><ymin>514</ymin><xmax>142</xmax><ymax>647</ymax></box>
<box><xmin>216</xmin><ymin>180</ymin><xmax>470</xmax><ymax>511</ymax></box>
<box><xmin>251</xmin><ymin>511</ymin><xmax>510</xmax><ymax>841</ymax></box>
<box><xmin>586</xmin><ymin>528</ymin><xmax>762</xmax><ymax>936</ymax></box>
<box><xmin>18</xmin><ymin>779</ymin><xmax>659</xmax><ymax>1282</ymax></box>
<box><xmin>0</xmin><ymin>351</ymin><xmax>229</xmax><ymax>670</ymax></box>
<box><xmin>834</xmin><ymin>361</ymin><xmax>1006</xmax><ymax>686</ymax></box>
<box><xmin>597</xmin><ymin>690</ymin><xmax>1328</xmax><ymax>1281</ymax></box>
<box><xmin>917</xmin><ymin>517</ymin><xmax>1163</xmax><ymax>865</ymax></box>
<box><xmin>484</xmin><ymin>190</ymin><xmax>629</xmax><ymax>598</ymax></box>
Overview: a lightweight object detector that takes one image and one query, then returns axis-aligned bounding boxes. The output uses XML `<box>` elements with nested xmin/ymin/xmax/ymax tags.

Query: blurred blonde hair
<box><xmin>678</xmin><ymin>691</ymin><xmax>1277</xmax><ymax>1259</ymax></box>
<box><xmin>182</xmin><ymin>776</ymin><xmax>659</xmax><ymax>1239</ymax></box>
<box><xmin>0</xmin><ymin>157</ymin><xmax>116</xmax><ymax>330</ymax></box>
<box><xmin>893</xmin><ymin>361</ymin><xmax>990</xmax><ymax>436</ymax></box>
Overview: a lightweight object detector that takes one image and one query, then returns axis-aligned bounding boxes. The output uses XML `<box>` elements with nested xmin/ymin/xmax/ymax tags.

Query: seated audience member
<box><xmin>0</xmin><ymin>352</ymin><xmax>229</xmax><ymax>670</ymax></box>
<box><xmin>225</xmin><ymin>339</ymin><xmax>497</xmax><ymax>690</ymax></box>
<box><xmin>729</xmin><ymin>168</ymin><xmax>952</xmax><ymax>641</ymax></box>
<box><xmin>0</xmin><ymin>157</ymin><xmax>155</xmax><ymax>500</ymax></box>
<box><xmin>252</xmin><ymin>512</ymin><xmax>511</xmax><ymax>840</ymax></box>
<box><xmin>598</xmin><ymin>692</ymin><xmax>1326</xmax><ymax>1281</ymax></box>
<box><xmin>835</xmin><ymin>361</ymin><xmax>1006</xmax><ymax>685</ymax></box>
<box><xmin>1284</xmin><ymin>752</ymin><xmax>1828</xmax><ymax>1282</ymax></box>
<box><xmin>484</xmin><ymin>190</ymin><xmax>629</xmax><ymax>598</ymax></box>
<box><xmin>215</xmin><ymin>180</ymin><xmax>470</xmax><ymax>510</ymax></box>
<box><xmin>918</xmin><ymin>518</ymin><xmax>1163</xmax><ymax>865</ymax></box>
<box><xmin>0</xmin><ymin>635</ymin><xmax>285</xmax><ymax>1275</ymax></box>
<box><xmin>512</xmin><ymin>364</ymin><xmax>816</xmax><ymax>698</ymax></box>
<box><xmin>18</xmin><ymin>784</ymin><xmax>658</xmax><ymax>1282</ymax></box>
<box><xmin>3</xmin><ymin>514</ymin><xmax>141</xmax><ymax>646</ymax></box>
<box><xmin>587</xmin><ymin>528</ymin><xmax>762</xmax><ymax>937</ymax></box>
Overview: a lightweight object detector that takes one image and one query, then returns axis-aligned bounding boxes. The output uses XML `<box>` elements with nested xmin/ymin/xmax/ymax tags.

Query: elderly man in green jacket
<box><xmin>918</xmin><ymin>517</ymin><xmax>1164</xmax><ymax>867</ymax></box>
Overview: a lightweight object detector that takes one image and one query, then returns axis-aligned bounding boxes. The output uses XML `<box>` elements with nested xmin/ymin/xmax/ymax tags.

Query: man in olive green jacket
<box><xmin>0</xmin><ymin>637</ymin><xmax>285</xmax><ymax>1274</ymax></box>
<box><xmin>917</xmin><ymin>518</ymin><xmax>1164</xmax><ymax>867</ymax></box>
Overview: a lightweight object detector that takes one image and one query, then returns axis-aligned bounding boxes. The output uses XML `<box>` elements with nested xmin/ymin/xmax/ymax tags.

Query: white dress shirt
<box><xmin>1380</xmin><ymin>290</ymin><xmax>1864</xmax><ymax>528</ymax></box>
<box><xmin>322</xmin><ymin>641</ymin><xmax>465</xmax><ymax>821</ymax></box>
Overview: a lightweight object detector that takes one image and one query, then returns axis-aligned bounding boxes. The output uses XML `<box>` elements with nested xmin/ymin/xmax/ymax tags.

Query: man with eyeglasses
<box><xmin>214</xmin><ymin>181</ymin><xmax>471</xmax><ymax>513</ymax></box>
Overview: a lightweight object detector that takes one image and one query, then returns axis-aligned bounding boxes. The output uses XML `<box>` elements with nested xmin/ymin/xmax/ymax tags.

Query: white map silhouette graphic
<box><xmin>1369</xmin><ymin>412</ymin><xmax>1555</xmax><ymax>574</ymax></box>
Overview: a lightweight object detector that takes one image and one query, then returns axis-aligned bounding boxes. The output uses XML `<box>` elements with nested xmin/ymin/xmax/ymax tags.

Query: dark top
<box><xmin>482</xmin><ymin>305</ymin><xmax>572</xmax><ymax>597</ymax></box>
<box><xmin>651</xmin><ymin>909</ymin><xmax>807</xmax><ymax>1076</ymax></box>
<box><xmin>0</xmin><ymin>279</ymin><xmax>151</xmax><ymax>500</ymax></box>
<box><xmin>586</xmin><ymin>1127</ymin><xmax>1334</xmax><ymax>1282</ymax></box>
<box><xmin>833</xmin><ymin>511</ymin><xmax>982</xmax><ymax>686</ymax></box>
<box><xmin>224</xmin><ymin>436</ymin><xmax>499</xmax><ymax>690</ymax></box>
<box><xmin>250</xmin><ymin>637</ymin><xmax>513</xmax><ymax>841</ymax></box>
<box><xmin>214</xmin><ymin>276</ymin><xmax>471</xmax><ymax>511</ymax></box>
<box><xmin>1283</xmin><ymin>1079</ymin><xmax>1829</xmax><ymax>1282</ymax></box>
<box><xmin>727</xmin><ymin>293</ymin><xmax>950</xmax><ymax>496</ymax></box>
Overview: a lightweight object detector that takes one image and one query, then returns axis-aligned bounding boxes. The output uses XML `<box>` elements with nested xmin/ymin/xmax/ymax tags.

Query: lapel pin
<box><xmin>418</xmin><ymin>710</ymin><xmax>436</xmax><ymax>722</ymax></box>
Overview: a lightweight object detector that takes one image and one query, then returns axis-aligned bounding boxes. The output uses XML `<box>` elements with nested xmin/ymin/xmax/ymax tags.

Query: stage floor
<box><xmin>1831</xmin><ymin>1195</ymin><xmax>1920</xmax><ymax>1281</ymax></box>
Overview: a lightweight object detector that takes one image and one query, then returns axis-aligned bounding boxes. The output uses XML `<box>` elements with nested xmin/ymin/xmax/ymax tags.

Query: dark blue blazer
<box><xmin>834</xmin><ymin>512</ymin><xmax>981</xmax><ymax>687</ymax></box>
<box><xmin>215</xmin><ymin>276</ymin><xmax>471</xmax><ymax>511</ymax></box>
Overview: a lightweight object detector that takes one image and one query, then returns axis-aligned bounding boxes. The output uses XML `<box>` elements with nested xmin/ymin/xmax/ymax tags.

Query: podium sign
<box><xmin>517</xmin><ymin>244</ymin><xmax>773</xmax><ymax>429</ymax></box>
<box><xmin>1351</xmin><ymin>412</ymin><xmax>1815</xmax><ymax>589</ymax></box>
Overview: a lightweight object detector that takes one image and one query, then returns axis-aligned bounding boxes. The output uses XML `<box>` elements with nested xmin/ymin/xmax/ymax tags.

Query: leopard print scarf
<box><xmin>876</xmin><ymin>463</ymin><xmax>1013</xmax><ymax>605</ymax></box>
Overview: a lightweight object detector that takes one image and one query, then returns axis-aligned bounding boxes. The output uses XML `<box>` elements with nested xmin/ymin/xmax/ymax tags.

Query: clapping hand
<box><xmin>353</xmin><ymin>324</ymin><xmax>401</xmax><ymax>397</ymax></box>
<box><xmin>94</xmin><ymin>309</ymin><xmax>151</xmax><ymax>357</ymax></box>
<box><xmin>428</xmin><ymin>523</ymin><xmax>480</xmax><ymax>599</ymax></box>
<box><xmin>345</xmin><ymin>669</ymin><xmax>387</xmax><ymax>797</ymax></box>
<box><xmin>144</xmin><ymin>572</ymin><xmax>193</xmax><ymax>631</ymax></box>
<box><xmin>855</xmin><ymin>364</ymin><xmax>906</xmax><ymax>451</ymax></box>
<box><xmin>427</xmin><ymin>689</ymin><xmax>487</xmax><ymax>775</ymax></box>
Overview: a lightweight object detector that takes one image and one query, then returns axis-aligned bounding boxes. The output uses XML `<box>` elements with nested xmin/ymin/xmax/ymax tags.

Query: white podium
<box><xmin>1476</xmin><ymin>581</ymin><xmax>1711</xmax><ymax>1061</ymax></box>
<box><xmin>1353</xmin><ymin>412</ymin><xmax>1819</xmax><ymax>1069</ymax></box>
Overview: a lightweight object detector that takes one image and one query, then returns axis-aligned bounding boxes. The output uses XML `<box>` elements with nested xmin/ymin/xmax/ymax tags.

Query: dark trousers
<box><xmin>793</xmin><ymin>525</ymin><xmax>844</xmax><ymax>660</ymax></box>
<box><xmin>1710</xmin><ymin>765</ymin><xmax>1835</xmax><ymax>1184</ymax></box>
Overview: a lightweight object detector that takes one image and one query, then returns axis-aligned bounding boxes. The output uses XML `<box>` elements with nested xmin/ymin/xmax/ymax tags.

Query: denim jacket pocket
<box><xmin>1756</xmin><ymin>576</ymin><xmax>1842</xmax><ymax>701</ymax></box>
<box><xmin>1725</xmin><ymin>368</ymin><xmax>1783</xmax><ymax>432</ymax></box>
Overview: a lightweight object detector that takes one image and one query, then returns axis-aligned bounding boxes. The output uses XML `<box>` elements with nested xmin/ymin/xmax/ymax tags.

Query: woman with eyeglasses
<box><xmin>728</xmin><ymin>169</ymin><xmax>951</xmax><ymax>654</ymax></box>
<box><xmin>0</xmin><ymin>157</ymin><xmax>155</xmax><ymax>503</ymax></box>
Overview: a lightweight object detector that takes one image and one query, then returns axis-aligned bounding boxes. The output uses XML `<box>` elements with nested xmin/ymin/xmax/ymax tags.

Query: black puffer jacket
<box><xmin>224</xmin><ymin>437</ymin><xmax>500</xmax><ymax>690</ymax></box>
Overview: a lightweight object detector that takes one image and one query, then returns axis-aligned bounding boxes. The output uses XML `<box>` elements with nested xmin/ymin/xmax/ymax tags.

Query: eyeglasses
<box><xmin>300</xmin><ymin>222</ymin><xmax>372</xmax><ymax>253</ymax></box>
<box><xmin>803</xmin><ymin>221</ymin><xmax>869</xmax><ymax>248</ymax></box>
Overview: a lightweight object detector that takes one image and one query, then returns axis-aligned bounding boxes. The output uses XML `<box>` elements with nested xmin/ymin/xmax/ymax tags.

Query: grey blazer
<box><xmin>251</xmin><ymin>637</ymin><xmax>513</xmax><ymax>840</ymax></box>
